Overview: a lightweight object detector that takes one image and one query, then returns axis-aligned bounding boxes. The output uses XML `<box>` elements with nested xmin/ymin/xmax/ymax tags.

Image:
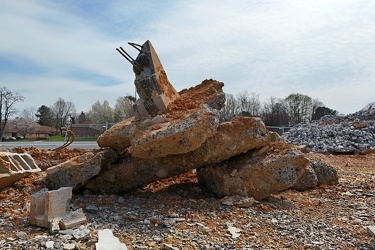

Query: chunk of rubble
<box><xmin>28</xmin><ymin>187</ymin><xmax>72</xmax><ymax>228</ymax></box>
<box><xmin>367</xmin><ymin>226</ymin><xmax>375</xmax><ymax>250</ymax></box>
<box><xmin>96</xmin><ymin>229</ymin><xmax>128</xmax><ymax>250</ymax></box>
<box><xmin>59</xmin><ymin>208</ymin><xmax>87</xmax><ymax>230</ymax></box>
<box><xmin>220</xmin><ymin>195</ymin><xmax>255</xmax><ymax>207</ymax></box>
<box><xmin>227</xmin><ymin>226</ymin><xmax>242</xmax><ymax>239</ymax></box>
<box><xmin>117</xmin><ymin>40</ymin><xmax>180</xmax><ymax>120</ymax></box>
<box><xmin>0</xmin><ymin>152</ymin><xmax>40</xmax><ymax>190</ymax></box>
<box><xmin>293</xmin><ymin>156</ymin><xmax>339</xmax><ymax>191</ymax></box>
<box><xmin>198</xmin><ymin>143</ymin><xmax>340</xmax><ymax>200</ymax></box>
<box><xmin>197</xmin><ymin>146</ymin><xmax>310</xmax><ymax>200</ymax></box>
<box><xmin>45</xmin><ymin>149</ymin><xmax>117</xmax><ymax>191</ymax></box>
<box><xmin>127</xmin><ymin>104</ymin><xmax>221</xmax><ymax>159</ymax></box>
<box><xmin>97</xmin><ymin>79</ymin><xmax>225</xmax><ymax>157</ymax></box>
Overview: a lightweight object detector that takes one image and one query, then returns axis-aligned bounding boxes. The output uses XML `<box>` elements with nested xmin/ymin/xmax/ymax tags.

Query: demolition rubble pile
<box><xmin>44</xmin><ymin>40</ymin><xmax>339</xmax><ymax>201</ymax></box>
<box><xmin>4</xmin><ymin>40</ymin><xmax>373</xmax><ymax>249</ymax></box>
<box><xmin>283</xmin><ymin>105</ymin><xmax>375</xmax><ymax>154</ymax></box>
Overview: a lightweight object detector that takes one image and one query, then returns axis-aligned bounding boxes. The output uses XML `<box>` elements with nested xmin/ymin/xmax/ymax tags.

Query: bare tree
<box><xmin>261</xmin><ymin>97</ymin><xmax>289</xmax><ymax>126</ymax></box>
<box><xmin>236</xmin><ymin>91</ymin><xmax>261</xmax><ymax>116</ymax></box>
<box><xmin>285</xmin><ymin>93</ymin><xmax>312</xmax><ymax>125</ymax></box>
<box><xmin>311</xmin><ymin>98</ymin><xmax>324</xmax><ymax>120</ymax></box>
<box><xmin>237</xmin><ymin>91</ymin><xmax>251</xmax><ymax>115</ymax></box>
<box><xmin>0</xmin><ymin>87</ymin><xmax>25</xmax><ymax>140</ymax></box>
<box><xmin>19</xmin><ymin>107</ymin><xmax>37</xmax><ymax>120</ymax></box>
<box><xmin>114</xmin><ymin>96</ymin><xmax>134</xmax><ymax>122</ymax></box>
<box><xmin>219</xmin><ymin>94</ymin><xmax>236</xmax><ymax>121</ymax></box>
<box><xmin>8</xmin><ymin>118</ymin><xmax>39</xmax><ymax>138</ymax></box>
<box><xmin>51</xmin><ymin>98</ymin><xmax>76</xmax><ymax>133</ymax></box>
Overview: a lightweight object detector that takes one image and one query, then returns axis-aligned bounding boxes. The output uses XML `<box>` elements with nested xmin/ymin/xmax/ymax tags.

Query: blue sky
<box><xmin>1</xmin><ymin>0</ymin><xmax>374</xmax><ymax>116</ymax></box>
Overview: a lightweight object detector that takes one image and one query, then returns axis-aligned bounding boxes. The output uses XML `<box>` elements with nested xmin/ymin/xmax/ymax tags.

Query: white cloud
<box><xmin>1</xmin><ymin>0</ymin><xmax>374</xmax><ymax>115</ymax></box>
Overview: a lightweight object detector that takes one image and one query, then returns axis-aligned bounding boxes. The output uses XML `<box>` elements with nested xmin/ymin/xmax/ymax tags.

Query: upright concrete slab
<box><xmin>28</xmin><ymin>187</ymin><xmax>72</xmax><ymax>228</ymax></box>
<box><xmin>0</xmin><ymin>152</ymin><xmax>41</xmax><ymax>190</ymax></box>
<box><xmin>131</xmin><ymin>40</ymin><xmax>180</xmax><ymax>120</ymax></box>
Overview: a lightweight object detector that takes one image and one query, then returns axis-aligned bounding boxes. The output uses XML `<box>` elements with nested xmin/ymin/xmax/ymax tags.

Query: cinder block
<box><xmin>28</xmin><ymin>187</ymin><xmax>72</xmax><ymax>228</ymax></box>
<box><xmin>59</xmin><ymin>208</ymin><xmax>87</xmax><ymax>230</ymax></box>
<box><xmin>0</xmin><ymin>152</ymin><xmax>41</xmax><ymax>190</ymax></box>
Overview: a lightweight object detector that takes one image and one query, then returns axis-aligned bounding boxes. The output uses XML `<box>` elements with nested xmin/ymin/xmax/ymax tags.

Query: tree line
<box><xmin>1</xmin><ymin>86</ymin><xmax>338</xmax><ymax>140</ymax></box>
<box><xmin>220</xmin><ymin>91</ymin><xmax>338</xmax><ymax>126</ymax></box>
<box><xmin>0</xmin><ymin>86</ymin><xmax>136</xmax><ymax>139</ymax></box>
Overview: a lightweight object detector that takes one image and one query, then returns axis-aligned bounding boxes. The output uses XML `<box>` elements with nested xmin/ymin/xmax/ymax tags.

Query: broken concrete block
<box><xmin>59</xmin><ymin>208</ymin><xmax>87</xmax><ymax>230</ymax></box>
<box><xmin>130</xmin><ymin>40</ymin><xmax>180</xmax><ymax>120</ymax></box>
<box><xmin>96</xmin><ymin>229</ymin><xmax>128</xmax><ymax>250</ymax></box>
<box><xmin>0</xmin><ymin>152</ymin><xmax>41</xmax><ymax>190</ymax></box>
<box><xmin>197</xmin><ymin>147</ymin><xmax>309</xmax><ymax>200</ymax></box>
<box><xmin>28</xmin><ymin>187</ymin><xmax>72</xmax><ymax>228</ymax></box>
<box><xmin>45</xmin><ymin>149</ymin><xmax>117</xmax><ymax>191</ymax></box>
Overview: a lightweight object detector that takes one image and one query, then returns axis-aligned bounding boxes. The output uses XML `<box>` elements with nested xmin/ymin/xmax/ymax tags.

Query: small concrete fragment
<box><xmin>227</xmin><ymin>226</ymin><xmax>241</xmax><ymax>239</ymax></box>
<box><xmin>46</xmin><ymin>241</ymin><xmax>54</xmax><ymax>249</ymax></box>
<box><xmin>45</xmin><ymin>149</ymin><xmax>117</xmax><ymax>191</ymax></box>
<box><xmin>0</xmin><ymin>152</ymin><xmax>40</xmax><ymax>190</ymax></box>
<box><xmin>50</xmin><ymin>218</ymin><xmax>60</xmax><ymax>234</ymax></box>
<box><xmin>28</xmin><ymin>187</ymin><xmax>72</xmax><ymax>228</ymax></box>
<box><xmin>220</xmin><ymin>195</ymin><xmax>255</xmax><ymax>208</ymax></box>
<box><xmin>162</xmin><ymin>243</ymin><xmax>179</xmax><ymax>250</ymax></box>
<box><xmin>96</xmin><ymin>229</ymin><xmax>128</xmax><ymax>250</ymax></box>
<box><xmin>59</xmin><ymin>208</ymin><xmax>87</xmax><ymax>230</ymax></box>
<box><xmin>368</xmin><ymin>226</ymin><xmax>375</xmax><ymax>237</ymax></box>
<box><xmin>368</xmin><ymin>226</ymin><xmax>375</xmax><ymax>249</ymax></box>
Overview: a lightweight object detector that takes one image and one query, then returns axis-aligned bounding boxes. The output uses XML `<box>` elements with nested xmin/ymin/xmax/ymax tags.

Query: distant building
<box><xmin>71</xmin><ymin>121</ymin><xmax>104</xmax><ymax>137</ymax></box>
<box><xmin>2</xmin><ymin>120</ymin><xmax>105</xmax><ymax>139</ymax></box>
<box><xmin>2</xmin><ymin>121</ymin><xmax>56</xmax><ymax>139</ymax></box>
<box><xmin>33</xmin><ymin>125</ymin><xmax>57</xmax><ymax>138</ymax></box>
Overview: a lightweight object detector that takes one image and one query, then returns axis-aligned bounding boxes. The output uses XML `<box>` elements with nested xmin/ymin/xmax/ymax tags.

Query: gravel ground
<box><xmin>0</xmin><ymin>149</ymin><xmax>374</xmax><ymax>249</ymax></box>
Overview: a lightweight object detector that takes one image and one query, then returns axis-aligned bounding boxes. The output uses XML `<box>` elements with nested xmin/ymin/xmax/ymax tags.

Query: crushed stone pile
<box><xmin>283</xmin><ymin>105</ymin><xmax>375</xmax><ymax>154</ymax></box>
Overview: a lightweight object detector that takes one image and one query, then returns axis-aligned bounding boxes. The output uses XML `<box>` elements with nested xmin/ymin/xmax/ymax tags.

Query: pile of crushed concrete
<box><xmin>283</xmin><ymin>105</ymin><xmax>375</xmax><ymax>154</ymax></box>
